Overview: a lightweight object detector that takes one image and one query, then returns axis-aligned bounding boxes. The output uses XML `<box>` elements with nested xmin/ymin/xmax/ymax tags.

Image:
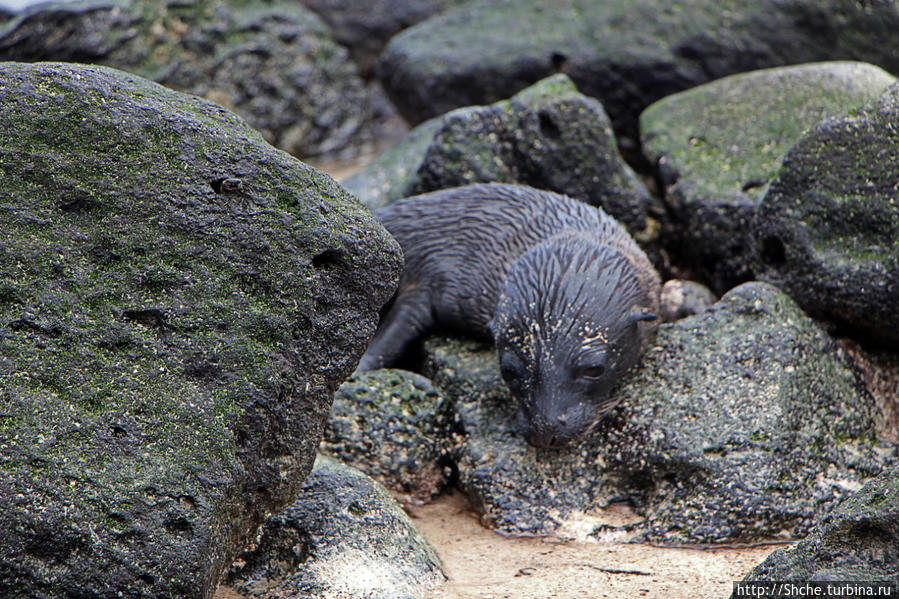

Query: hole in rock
<box><xmin>760</xmin><ymin>235</ymin><xmax>786</xmax><ymax>265</ymax></box>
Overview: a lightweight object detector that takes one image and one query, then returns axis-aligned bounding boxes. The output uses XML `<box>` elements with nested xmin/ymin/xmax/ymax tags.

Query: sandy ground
<box><xmin>408</xmin><ymin>492</ymin><xmax>782</xmax><ymax>599</ymax></box>
<box><xmin>214</xmin><ymin>490</ymin><xmax>783</xmax><ymax>599</ymax></box>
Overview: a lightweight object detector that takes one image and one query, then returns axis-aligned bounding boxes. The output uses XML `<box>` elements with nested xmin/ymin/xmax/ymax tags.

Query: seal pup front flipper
<box><xmin>357</xmin><ymin>284</ymin><xmax>433</xmax><ymax>371</ymax></box>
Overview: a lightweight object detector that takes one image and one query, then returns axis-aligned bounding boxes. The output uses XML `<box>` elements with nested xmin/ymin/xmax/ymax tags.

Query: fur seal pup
<box><xmin>359</xmin><ymin>183</ymin><xmax>660</xmax><ymax>448</ymax></box>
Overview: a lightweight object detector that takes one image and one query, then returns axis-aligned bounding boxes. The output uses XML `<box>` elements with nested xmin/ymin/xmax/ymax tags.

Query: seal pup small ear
<box><xmin>627</xmin><ymin>307</ymin><xmax>658</xmax><ymax>323</ymax></box>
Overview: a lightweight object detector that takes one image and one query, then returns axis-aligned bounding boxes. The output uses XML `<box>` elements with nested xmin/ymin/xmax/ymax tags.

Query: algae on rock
<box><xmin>0</xmin><ymin>0</ymin><xmax>374</xmax><ymax>159</ymax></box>
<box><xmin>345</xmin><ymin>74</ymin><xmax>652</xmax><ymax>233</ymax></box>
<box><xmin>422</xmin><ymin>283</ymin><xmax>896</xmax><ymax>543</ymax></box>
<box><xmin>753</xmin><ymin>81</ymin><xmax>899</xmax><ymax>349</ymax></box>
<box><xmin>738</xmin><ymin>464</ymin><xmax>899</xmax><ymax>591</ymax></box>
<box><xmin>641</xmin><ymin>61</ymin><xmax>896</xmax><ymax>293</ymax></box>
<box><xmin>322</xmin><ymin>369</ymin><xmax>456</xmax><ymax>504</ymax></box>
<box><xmin>0</xmin><ymin>62</ymin><xmax>401</xmax><ymax>598</ymax></box>
<box><xmin>378</xmin><ymin>0</ymin><xmax>899</xmax><ymax>162</ymax></box>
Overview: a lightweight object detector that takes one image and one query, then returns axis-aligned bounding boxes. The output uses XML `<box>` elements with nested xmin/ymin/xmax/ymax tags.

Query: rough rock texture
<box><xmin>739</xmin><ymin>464</ymin><xmax>899</xmax><ymax>587</ymax></box>
<box><xmin>659</xmin><ymin>279</ymin><xmax>716</xmax><ymax>322</ymax></box>
<box><xmin>641</xmin><ymin>61</ymin><xmax>896</xmax><ymax>293</ymax></box>
<box><xmin>0</xmin><ymin>62</ymin><xmax>401</xmax><ymax>599</ymax></box>
<box><xmin>0</xmin><ymin>0</ymin><xmax>373</xmax><ymax>159</ymax></box>
<box><xmin>227</xmin><ymin>455</ymin><xmax>446</xmax><ymax>599</ymax></box>
<box><xmin>841</xmin><ymin>342</ymin><xmax>899</xmax><ymax>444</ymax></box>
<box><xmin>753</xmin><ymin>82</ymin><xmax>899</xmax><ymax>348</ymax></box>
<box><xmin>342</xmin><ymin>115</ymin><xmax>443</xmax><ymax>210</ymax></box>
<box><xmin>297</xmin><ymin>0</ymin><xmax>462</xmax><ymax>78</ymax></box>
<box><xmin>378</xmin><ymin>0</ymin><xmax>899</xmax><ymax>162</ymax></box>
<box><xmin>344</xmin><ymin>74</ymin><xmax>653</xmax><ymax>232</ymax></box>
<box><xmin>422</xmin><ymin>283</ymin><xmax>896</xmax><ymax>543</ymax></box>
<box><xmin>321</xmin><ymin>369</ymin><xmax>456</xmax><ymax>504</ymax></box>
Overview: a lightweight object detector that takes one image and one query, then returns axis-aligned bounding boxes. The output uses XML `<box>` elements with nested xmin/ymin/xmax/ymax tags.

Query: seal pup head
<box><xmin>491</xmin><ymin>232</ymin><xmax>657</xmax><ymax>448</ymax></box>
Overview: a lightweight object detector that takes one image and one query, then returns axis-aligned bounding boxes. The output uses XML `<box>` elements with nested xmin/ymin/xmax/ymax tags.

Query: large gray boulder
<box><xmin>344</xmin><ymin>74</ymin><xmax>653</xmax><ymax>232</ymax></box>
<box><xmin>378</xmin><ymin>0</ymin><xmax>899</xmax><ymax>161</ymax></box>
<box><xmin>0</xmin><ymin>62</ymin><xmax>401</xmax><ymax>598</ymax></box>
<box><xmin>422</xmin><ymin>283</ymin><xmax>896</xmax><ymax>543</ymax></box>
<box><xmin>297</xmin><ymin>0</ymin><xmax>463</xmax><ymax>78</ymax></box>
<box><xmin>738</xmin><ymin>464</ymin><xmax>899</xmax><ymax>589</ymax></box>
<box><xmin>641</xmin><ymin>61</ymin><xmax>896</xmax><ymax>294</ymax></box>
<box><xmin>226</xmin><ymin>455</ymin><xmax>446</xmax><ymax>599</ymax></box>
<box><xmin>0</xmin><ymin>0</ymin><xmax>374</xmax><ymax>159</ymax></box>
<box><xmin>753</xmin><ymin>82</ymin><xmax>899</xmax><ymax>349</ymax></box>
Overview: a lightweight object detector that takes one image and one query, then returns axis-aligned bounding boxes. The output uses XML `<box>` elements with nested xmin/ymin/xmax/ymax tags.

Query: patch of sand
<box><xmin>408</xmin><ymin>492</ymin><xmax>784</xmax><ymax>599</ymax></box>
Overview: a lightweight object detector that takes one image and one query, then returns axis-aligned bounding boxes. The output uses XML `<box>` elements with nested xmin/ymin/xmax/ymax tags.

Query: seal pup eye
<box><xmin>498</xmin><ymin>352</ymin><xmax>525</xmax><ymax>384</ymax></box>
<box><xmin>574</xmin><ymin>364</ymin><xmax>606</xmax><ymax>380</ymax></box>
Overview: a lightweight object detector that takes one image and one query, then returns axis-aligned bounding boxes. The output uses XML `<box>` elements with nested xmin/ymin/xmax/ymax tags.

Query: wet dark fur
<box><xmin>360</xmin><ymin>183</ymin><xmax>660</xmax><ymax>447</ymax></box>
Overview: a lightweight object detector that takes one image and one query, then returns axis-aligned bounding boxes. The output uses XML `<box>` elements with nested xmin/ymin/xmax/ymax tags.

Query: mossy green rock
<box><xmin>227</xmin><ymin>455</ymin><xmax>446</xmax><ymax>599</ymax></box>
<box><xmin>753</xmin><ymin>82</ymin><xmax>899</xmax><ymax>348</ymax></box>
<box><xmin>738</xmin><ymin>464</ymin><xmax>899</xmax><ymax>590</ymax></box>
<box><xmin>0</xmin><ymin>0</ymin><xmax>373</xmax><ymax>159</ymax></box>
<box><xmin>344</xmin><ymin>74</ymin><xmax>652</xmax><ymax>232</ymax></box>
<box><xmin>0</xmin><ymin>62</ymin><xmax>402</xmax><ymax>598</ymax></box>
<box><xmin>321</xmin><ymin>369</ymin><xmax>455</xmax><ymax>504</ymax></box>
<box><xmin>641</xmin><ymin>61</ymin><xmax>896</xmax><ymax>293</ymax></box>
<box><xmin>423</xmin><ymin>283</ymin><xmax>896</xmax><ymax>543</ymax></box>
<box><xmin>378</xmin><ymin>0</ymin><xmax>899</xmax><ymax>161</ymax></box>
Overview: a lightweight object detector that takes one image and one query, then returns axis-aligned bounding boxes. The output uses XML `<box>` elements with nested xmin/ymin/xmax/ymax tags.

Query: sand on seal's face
<box><xmin>215</xmin><ymin>491</ymin><xmax>783</xmax><ymax>599</ymax></box>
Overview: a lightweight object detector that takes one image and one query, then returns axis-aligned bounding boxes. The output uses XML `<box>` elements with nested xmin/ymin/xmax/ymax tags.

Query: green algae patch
<box><xmin>741</xmin><ymin>464</ymin><xmax>899</xmax><ymax>588</ymax></box>
<box><xmin>754</xmin><ymin>81</ymin><xmax>899</xmax><ymax>349</ymax></box>
<box><xmin>641</xmin><ymin>61</ymin><xmax>895</xmax><ymax>293</ymax></box>
<box><xmin>642</xmin><ymin>62</ymin><xmax>895</xmax><ymax>203</ymax></box>
<box><xmin>0</xmin><ymin>62</ymin><xmax>401</xmax><ymax>598</ymax></box>
<box><xmin>421</xmin><ymin>283</ymin><xmax>894</xmax><ymax>543</ymax></box>
<box><xmin>345</xmin><ymin>74</ymin><xmax>652</xmax><ymax>233</ymax></box>
<box><xmin>380</xmin><ymin>0</ymin><xmax>899</xmax><ymax>164</ymax></box>
<box><xmin>323</xmin><ymin>369</ymin><xmax>455</xmax><ymax>504</ymax></box>
<box><xmin>0</xmin><ymin>0</ymin><xmax>372</xmax><ymax>159</ymax></box>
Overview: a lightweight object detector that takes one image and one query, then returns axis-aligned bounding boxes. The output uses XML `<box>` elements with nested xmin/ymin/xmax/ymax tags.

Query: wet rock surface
<box><xmin>0</xmin><ymin>62</ymin><xmax>401</xmax><ymax>598</ymax></box>
<box><xmin>378</xmin><ymin>0</ymin><xmax>899</xmax><ymax>161</ymax></box>
<box><xmin>227</xmin><ymin>455</ymin><xmax>446</xmax><ymax>599</ymax></box>
<box><xmin>753</xmin><ymin>81</ymin><xmax>899</xmax><ymax>349</ymax></box>
<box><xmin>421</xmin><ymin>283</ymin><xmax>896</xmax><ymax>544</ymax></box>
<box><xmin>0</xmin><ymin>0</ymin><xmax>374</xmax><ymax>159</ymax></box>
<box><xmin>345</xmin><ymin>74</ymin><xmax>652</xmax><ymax>232</ymax></box>
<box><xmin>321</xmin><ymin>369</ymin><xmax>456</xmax><ymax>504</ymax></box>
<box><xmin>641</xmin><ymin>61</ymin><xmax>896</xmax><ymax>293</ymax></box>
<box><xmin>739</xmin><ymin>464</ymin><xmax>899</xmax><ymax>589</ymax></box>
